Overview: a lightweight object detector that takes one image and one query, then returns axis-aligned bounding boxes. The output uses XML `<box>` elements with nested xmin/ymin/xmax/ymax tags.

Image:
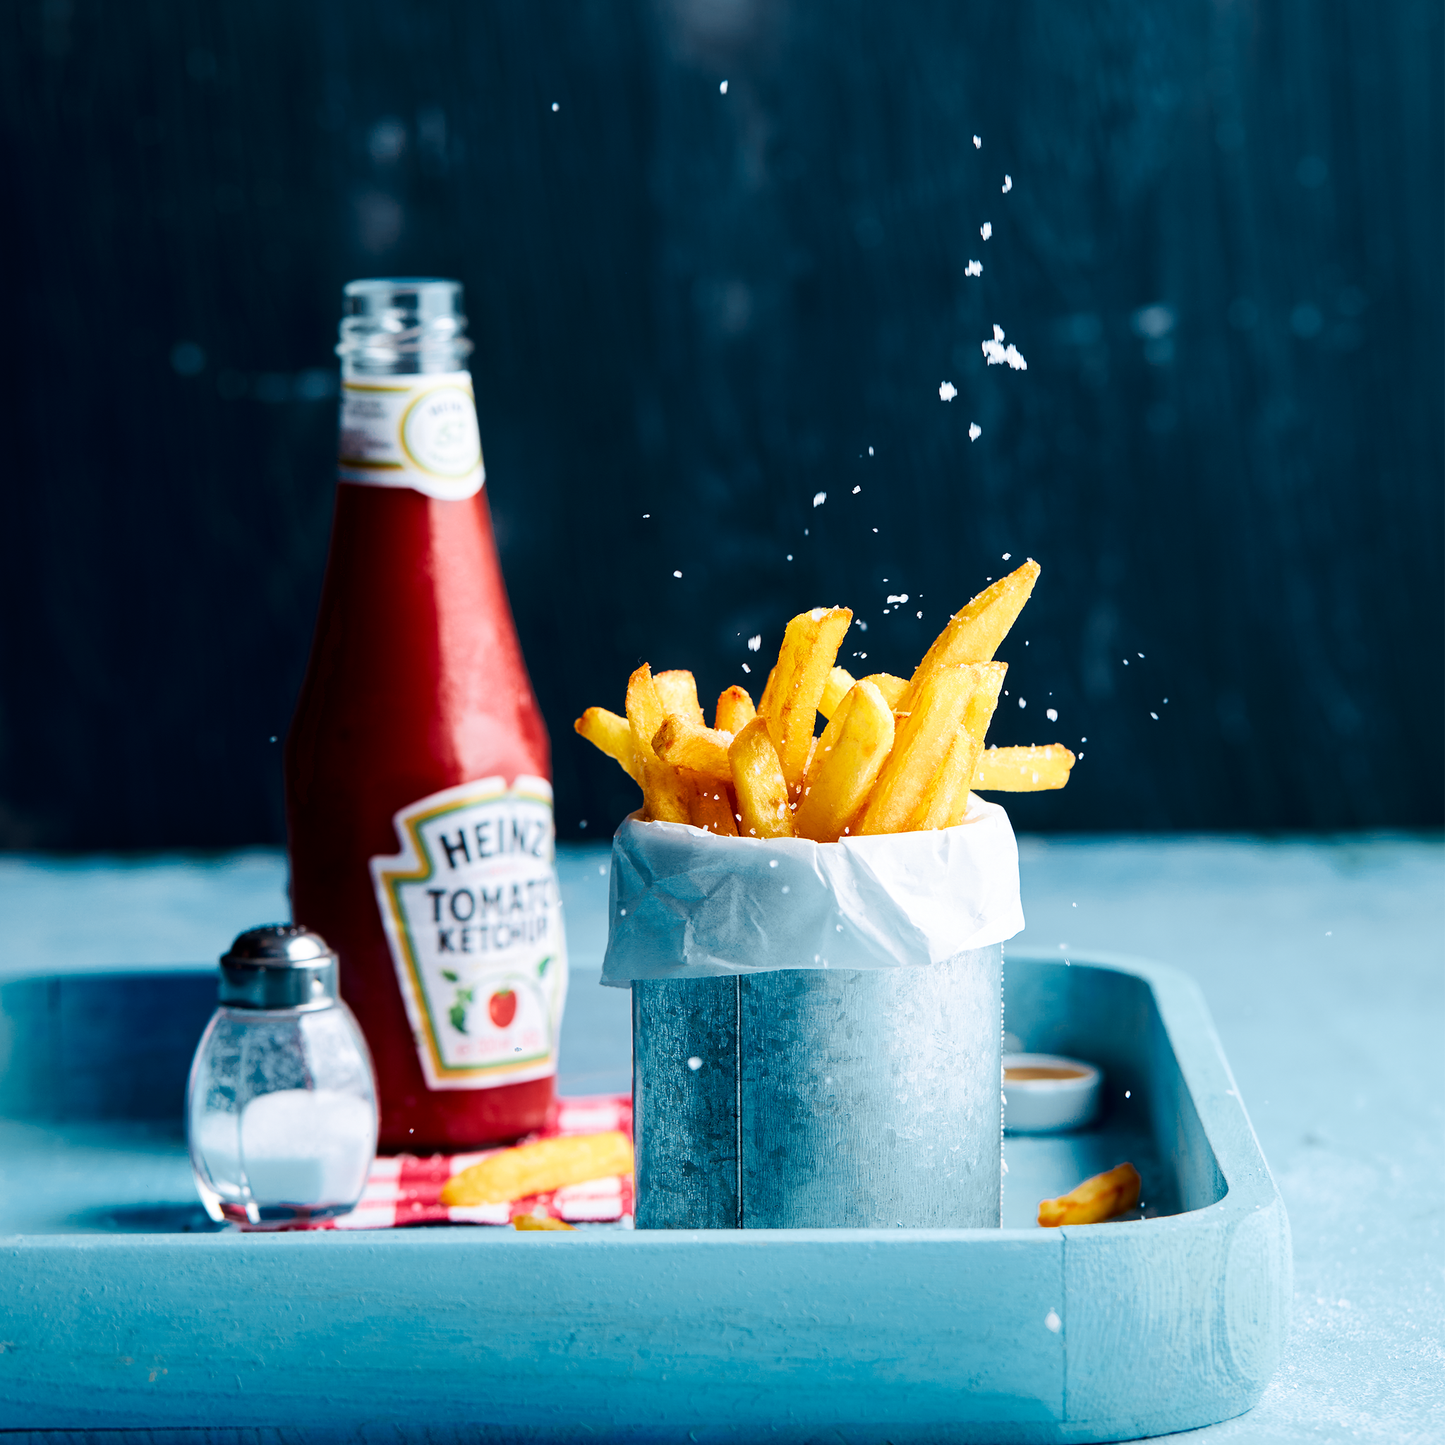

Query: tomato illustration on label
<box><xmin>488</xmin><ymin>989</ymin><xmax>518</xmax><ymax>1028</ymax></box>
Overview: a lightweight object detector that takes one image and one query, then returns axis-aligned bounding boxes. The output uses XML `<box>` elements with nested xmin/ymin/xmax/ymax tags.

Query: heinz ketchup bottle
<box><xmin>285</xmin><ymin>278</ymin><xmax>567</xmax><ymax>1151</ymax></box>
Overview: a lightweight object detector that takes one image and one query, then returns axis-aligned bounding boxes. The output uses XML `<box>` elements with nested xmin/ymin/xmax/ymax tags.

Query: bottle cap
<box><xmin>218</xmin><ymin>924</ymin><xmax>339</xmax><ymax>1011</ymax></box>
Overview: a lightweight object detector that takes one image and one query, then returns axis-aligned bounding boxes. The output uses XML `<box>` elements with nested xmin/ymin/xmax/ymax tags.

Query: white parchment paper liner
<box><xmin>601</xmin><ymin>794</ymin><xmax>1023</xmax><ymax>986</ymax></box>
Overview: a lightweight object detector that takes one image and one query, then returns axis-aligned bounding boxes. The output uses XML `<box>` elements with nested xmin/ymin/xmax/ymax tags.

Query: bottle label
<box><xmin>338</xmin><ymin>370</ymin><xmax>485</xmax><ymax>501</ymax></box>
<box><xmin>370</xmin><ymin>777</ymin><xmax>568</xmax><ymax>1091</ymax></box>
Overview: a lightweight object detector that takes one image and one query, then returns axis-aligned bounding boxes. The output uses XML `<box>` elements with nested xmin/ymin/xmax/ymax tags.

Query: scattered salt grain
<box><xmin>688</xmin><ymin>1056</ymin><xmax>703</xmax><ymax>1070</ymax></box>
<box><xmin>1002</xmin><ymin>552</ymin><xmax>1011</xmax><ymax>560</ymax></box>
<box><xmin>673</xmin><ymin>570</ymin><xmax>682</xmax><ymax>578</ymax></box>
<box><xmin>786</xmin><ymin>553</ymin><xmax>793</xmax><ymax>561</ymax></box>
<box><xmin>813</xmin><ymin>491</ymin><xmax>827</xmax><ymax>507</ymax></box>
<box><xmin>551</xmin><ymin>102</ymin><xmax>559</xmax><ymax>112</ymax></box>
<box><xmin>980</xmin><ymin>222</ymin><xmax>993</xmax><ymax>240</ymax></box>
<box><xmin>1018</xmin><ymin>697</ymin><xmax>1026</xmax><ymax>709</ymax></box>
<box><xmin>968</xmin><ymin>422</ymin><xmax>981</xmax><ymax>441</ymax></box>
<box><xmin>769</xmin><ymin>859</ymin><xmax>778</xmax><ymax>868</ymax></box>
<box><xmin>852</xmin><ymin>484</ymin><xmax>861</xmax><ymax>493</ymax></box>
<box><xmin>1046</xmin><ymin>707</ymin><xmax>1058</xmax><ymax>722</ymax></box>
<box><xmin>1045</xmin><ymin>1311</ymin><xmax>1061</xmax><ymax>1333</ymax></box>
<box><xmin>973</xmin><ymin>134</ymin><xmax>981</xmax><ymax>148</ymax></box>
<box><xmin>886</xmin><ymin>593</ymin><xmax>909</xmax><ymax>604</ymax></box>
<box><xmin>994</xmin><ymin>324</ymin><xmax>1006</xmax><ymax>341</ymax></box>
<box><xmin>719</xmin><ymin>79</ymin><xmax>728</xmax><ymax>94</ymax></box>
<box><xmin>1001</xmin><ymin>174</ymin><xmax>1012</xmax><ymax>193</ymax></box>
<box><xmin>1150</xmin><ymin>712</ymin><xmax>1158</xmax><ymax>719</ymax></box>
<box><xmin>810</xmin><ymin>606</ymin><xmax>827</xmax><ymax>620</ymax></box>
<box><xmin>965</xmin><ymin>260</ymin><xmax>982</xmax><ymax>277</ymax></box>
<box><xmin>741</xmin><ymin>663</ymin><xmax>751</xmax><ymax>673</ymax></box>
<box><xmin>868</xmin><ymin>445</ymin><xmax>874</xmax><ymax>455</ymax></box>
<box><xmin>939</xmin><ymin>380</ymin><xmax>958</xmax><ymax>401</ymax></box>
<box><xmin>747</xmin><ymin>635</ymin><xmax>761</xmax><ymax>651</ymax></box>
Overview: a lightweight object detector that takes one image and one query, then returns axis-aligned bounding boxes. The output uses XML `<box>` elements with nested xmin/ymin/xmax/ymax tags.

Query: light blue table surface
<box><xmin>1</xmin><ymin>834</ymin><xmax>1440</xmax><ymax>1443</ymax></box>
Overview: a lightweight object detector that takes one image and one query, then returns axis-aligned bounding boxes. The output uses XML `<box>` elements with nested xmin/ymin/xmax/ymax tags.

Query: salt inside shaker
<box><xmin>187</xmin><ymin>924</ymin><xmax>378</xmax><ymax>1226</ymax></box>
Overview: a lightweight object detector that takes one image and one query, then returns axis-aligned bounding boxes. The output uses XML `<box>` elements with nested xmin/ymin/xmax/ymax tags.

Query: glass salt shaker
<box><xmin>187</xmin><ymin>924</ymin><xmax>378</xmax><ymax>1226</ymax></box>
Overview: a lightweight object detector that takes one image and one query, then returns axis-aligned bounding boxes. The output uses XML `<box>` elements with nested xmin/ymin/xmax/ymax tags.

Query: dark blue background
<box><xmin>1</xmin><ymin>0</ymin><xmax>1440</xmax><ymax>847</ymax></box>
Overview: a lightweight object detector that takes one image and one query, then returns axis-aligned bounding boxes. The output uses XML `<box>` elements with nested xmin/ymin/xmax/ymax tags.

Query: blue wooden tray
<box><xmin>0</xmin><ymin>952</ymin><xmax>1289</xmax><ymax>1443</ymax></box>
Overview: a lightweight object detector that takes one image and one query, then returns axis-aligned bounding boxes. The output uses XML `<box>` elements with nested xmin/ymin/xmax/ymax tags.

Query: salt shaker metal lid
<box><xmin>219</xmin><ymin>923</ymin><xmax>338</xmax><ymax>1011</ymax></box>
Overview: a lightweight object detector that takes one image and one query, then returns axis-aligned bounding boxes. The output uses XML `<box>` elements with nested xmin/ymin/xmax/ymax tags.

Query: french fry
<box><xmin>625</xmin><ymin>665</ymin><xmax>690</xmax><ymax>824</ymax></box>
<box><xmin>652</xmin><ymin>716</ymin><xmax>733</xmax><ymax>782</ymax></box>
<box><xmin>1037</xmin><ymin>1162</ymin><xmax>1141</xmax><ymax>1227</ymax></box>
<box><xmin>573</xmin><ymin>707</ymin><xmax>640</xmax><ymax>784</ymax></box>
<box><xmin>858</xmin><ymin>665</ymin><xmax>976</xmax><ymax>834</ymax></box>
<box><xmin>900</xmin><ymin>560</ymin><xmax>1039</xmax><ymax>711</ymax></box>
<box><xmin>818</xmin><ymin>666</ymin><xmax>856</xmax><ymax>720</ymax></box>
<box><xmin>794</xmin><ymin>681</ymin><xmax>896</xmax><ymax>842</ymax></box>
<box><xmin>688</xmin><ymin>776</ymin><xmax>739</xmax><ymax>836</ymax></box>
<box><xmin>973</xmin><ymin>744</ymin><xmax>1076</xmax><ymax>792</ymax></box>
<box><xmin>861</xmin><ymin>673</ymin><xmax>909</xmax><ymax>711</ymax></box>
<box><xmin>715</xmin><ymin>685</ymin><xmax>756</xmax><ymax>733</ymax></box>
<box><xmin>729</xmin><ymin>716</ymin><xmax>795</xmax><ymax>838</ymax></box>
<box><xmin>916</xmin><ymin>663</ymin><xmax>1007</xmax><ymax>830</ymax></box>
<box><xmin>653</xmin><ymin>669</ymin><xmax>706</xmax><ymax>726</ymax></box>
<box><xmin>514</xmin><ymin>1215</ymin><xmax>576</xmax><ymax>1231</ymax></box>
<box><xmin>765</xmin><ymin>607</ymin><xmax>853</xmax><ymax>792</ymax></box>
<box><xmin>440</xmin><ymin>1131</ymin><xmax>636</xmax><ymax>1207</ymax></box>
<box><xmin>757</xmin><ymin>665</ymin><xmax>778</xmax><ymax>717</ymax></box>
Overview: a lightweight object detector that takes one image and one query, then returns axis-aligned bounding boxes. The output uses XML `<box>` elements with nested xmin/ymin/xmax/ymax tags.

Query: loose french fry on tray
<box><xmin>729</xmin><ymin>716</ymin><xmax>795</xmax><ymax>838</ymax></box>
<box><xmin>973</xmin><ymin>743</ymin><xmax>1076</xmax><ymax>792</ymax></box>
<box><xmin>651</xmin><ymin>716</ymin><xmax>734</xmax><ymax>782</ymax></box>
<box><xmin>818</xmin><ymin>666</ymin><xmax>856</xmax><ymax>720</ymax></box>
<box><xmin>766</xmin><ymin>607</ymin><xmax>853</xmax><ymax>792</ymax></box>
<box><xmin>715</xmin><ymin>684</ymin><xmax>756</xmax><ymax>733</ymax></box>
<box><xmin>626</xmin><ymin>665</ymin><xmax>690</xmax><ymax>824</ymax></box>
<box><xmin>900</xmin><ymin>560</ymin><xmax>1039</xmax><ymax>711</ymax></box>
<box><xmin>653</xmin><ymin>669</ymin><xmax>706</xmax><ymax>726</ymax></box>
<box><xmin>915</xmin><ymin>663</ymin><xmax>1007</xmax><ymax>831</ymax></box>
<box><xmin>573</xmin><ymin>707</ymin><xmax>639</xmax><ymax>783</ymax></box>
<box><xmin>440</xmin><ymin>1131</ymin><xmax>636</xmax><ymax>1208</ymax></box>
<box><xmin>861</xmin><ymin>673</ymin><xmax>909</xmax><ymax>711</ymax></box>
<box><xmin>794</xmin><ymin>680</ymin><xmax>895</xmax><ymax>842</ymax></box>
<box><xmin>1037</xmin><ymin>1162</ymin><xmax>1141</xmax><ymax>1227</ymax></box>
<box><xmin>858</xmin><ymin>664</ymin><xmax>978</xmax><ymax>834</ymax></box>
<box><xmin>514</xmin><ymin>1215</ymin><xmax>576</xmax><ymax>1232</ymax></box>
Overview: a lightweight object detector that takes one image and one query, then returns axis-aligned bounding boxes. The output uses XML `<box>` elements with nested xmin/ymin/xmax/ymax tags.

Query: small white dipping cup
<box><xmin>1003</xmin><ymin>1053</ymin><xmax>1102</xmax><ymax>1135</ymax></box>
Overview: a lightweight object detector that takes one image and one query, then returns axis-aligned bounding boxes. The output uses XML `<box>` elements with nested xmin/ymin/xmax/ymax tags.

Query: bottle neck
<box><xmin>336</xmin><ymin>277</ymin><xmax>474</xmax><ymax>378</ymax></box>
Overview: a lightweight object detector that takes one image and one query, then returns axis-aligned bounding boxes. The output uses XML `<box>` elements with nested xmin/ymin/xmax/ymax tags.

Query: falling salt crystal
<box><xmin>642</xmin><ymin>513</ymin><xmax>650</xmax><ymax>518</ymax></box>
<box><xmin>887</xmin><ymin>593</ymin><xmax>909</xmax><ymax>604</ymax></box>
<box><xmin>916</xmin><ymin>610</ymin><xmax>922</xmax><ymax>618</ymax></box>
<box><xmin>939</xmin><ymin>381</ymin><xmax>958</xmax><ymax>401</ymax></box>
<box><xmin>1125</xmin><ymin>1090</ymin><xmax>1131</xmax><ymax>1098</ymax></box>
<box><xmin>673</xmin><ymin>570</ymin><xmax>682</xmax><ymax>578</ymax></box>
<box><xmin>688</xmin><ymin>1057</ymin><xmax>703</xmax><ymax>1070</ymax></box>
<box><xmin>994</xmin><ymin>324</ymin><xmax>1005</xmax><ymax>341</ymax></box>
<box><xmin>973</xmin><ymin>134</ymin><xmax>981</xmax><ymax>148</ymax></box>
<box><xmin>769</xmin><ymin>859</ymin><xmax>778</xmax><ymax>868</ymax></box>
<box><xmin>868</xmin><ymin>445</ymin><xmax>874</xmax><ymax>455</ymax></box>
<box><xmin>1018</xmin><ymin>697</ymin><xmax>1026</xmax><ymax>709</ymax></box>
<box><xmin>551</xmin><ymin>102</ymin><xmax>560</xmax><ymax>112</ymax></box>
<box><xmin>968</xmin><ymin>422</ymin><xmax>981</xmax><ymax>441</ymax></box>
<box><xmin>980</xmin><ymin>222</ymin><xmax>992</xmax><ymax>240</ymax></box>
<box><xmin>619</xmin><ymin>908</ymin><xmax>627</xmax><ymax>915</ymax></box>
<box><xmin>1138</xmin><ymin>652</ymin><xmax>1145</xmax><ymax>659</ymax></box>
<box><xmin>1046</xmin><ymin>707</ymin><xmax>1058</xmax><ymax>721</ymax></box>
<box><xmin>747</xmin><ymin>635</ymin><xmax>762</xmax><ymax>651</ymax></box>
<box><xmin>813</xmin><ymin>491</ymin><xmax>827</xmax><ymax>507</ymax></box>
<box><xmin>1001</xmin><ymin>174</ymin><xmax>1012</xmax><ymax>193</ymax></box>
<box><xmin>965</xmin><ymin>260</ymin><xmax>982</xmax><ymax>277</ymax></box>
<box><xmin>856</xmin><ymin>619</ymin><xmax>867</xmax><ymax>630</ymax></box>
<box><xmin>1150</xmin><ymin>712</ymin><xmax>1159</xmax><ymax>720</ymax></box>
<box><xmin>719</xmin><ymin>80</ymin><xmax>728</xmax><ymax>94</ymax></box>
<box><xmin>1045</xmin><ymin>1311</ymin><xmax>1061</xmax><ymax>1333</ymax></box>
<box><xmin>852</xmin><ymin>484</ymin><xmax>861</xmax><ymax>493</ymax></box>
<box><xmin>741</xmin><ymin>663</ymin><xmax>751</xmax><ymax>673</ymax></box>
<box><xmin>1003</xmin><ymin>344</ymin><xmax>1027</xmax><ymax>370</ymax></box>
<box><xmin>786</xmin><ymin>553</ymin><xmax>793</xmax><ymax>561</ymax></box>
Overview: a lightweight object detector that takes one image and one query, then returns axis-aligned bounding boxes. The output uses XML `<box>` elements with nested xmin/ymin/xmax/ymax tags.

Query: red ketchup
<box><xmin>285</xmin><ymin>278</ymin><xmax>567</xmax><ymax>1151</ymax></box>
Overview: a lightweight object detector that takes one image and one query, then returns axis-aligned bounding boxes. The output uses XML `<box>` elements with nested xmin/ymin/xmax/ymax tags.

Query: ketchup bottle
<box><xmin>285</xmin><ymin>278</ymin><xmax>567</xmax><ymax>1151</ymax></box>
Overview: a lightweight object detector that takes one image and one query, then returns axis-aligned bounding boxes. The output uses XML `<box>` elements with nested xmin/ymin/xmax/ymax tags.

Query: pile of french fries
<box><xmin>575</xmin><ymin>560</ymin><xmax>1074</xmax><ymax>842</ymax></box>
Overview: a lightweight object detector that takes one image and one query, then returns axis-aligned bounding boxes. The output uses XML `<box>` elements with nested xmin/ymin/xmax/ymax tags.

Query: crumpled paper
<box><xmin>601</xmin><ymin>794</ymin><xmax>1023</xmax><ymax>985</ymax></box>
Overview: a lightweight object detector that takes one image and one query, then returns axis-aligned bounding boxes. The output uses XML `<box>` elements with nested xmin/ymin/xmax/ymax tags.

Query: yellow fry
<box><xmin>818</xmin><ymin>666</ymin><xmax>856</xmax><ymax>720</ymax></box>
<box><xmin>901</xmin><ymin>560</ymin><xmax>1040</xmax><ymax>711</ymax></box>
<box><xmin>653</xmin><ymin>669</ymin><xmax>705</xmax><ymax>726</ymax></box>
<box><xmin>715</xmin><ymin>685</ymin><xmax>756</xmax><ymax>733</ymax></box>
<box><xmin>794</xmin><ymin>681</ymin><xmax>895</xmax><ymax>843</ymax></box>
<box><xmin>918</xmin><ymin>663</ymin><xmax>1007</xmax><ymax>830</ymax></box>
<box><xmin>625</xmin><ymin>665</ymin><xmax>690</xmax><ymax>824</ymax></box>
<box><xmin>688</xmin><ymin>776</ymin><xmax>739</xmax><ymax>836</ymax></box>
<box><xmin>1037</xmin><ymin>1162</ymin><xmax>1141</xmax><ymax>1227</ymax></box>
<box><xmin>652</xmin><ymin>716</ymin><xmax>733</xmax><ymax>782</ymax></box>
<box><xmin>513</xmin><ymin>1215</ymin><xmax>576</xmax><ymax>1231</ymax></box>
<box><xmin>858</xmin><ymin>665</ymin><xmax>976</xmax><ymax>835</ymax></box>
<box><xmin>757</xmin><ymin>665</ymin><xmax>778</xmax><ymax>717</ymax></box>
<box><xmin>860</xmin><ymin>673</ymin><xmax>909</xmax><ymax>711</ymax></box>
<box><xmin>573</xmin><ymin>707</ymin><xmax>640</xmax><ymax>784</ymax></box>
<box><xmin>728</xmin><ymin>716</ymin><xmax>795</xmax><ymax>839</ymax></box>
<box><xmin>973</xmin><ymin>744</ymin><xmax>1076</xmax><ymax>792</ymax></box>
<box><xmin>766</xmin><ymin>607</ymin><xmax>853</xmax><ymax>792</ymax></box>
<box><xmin>440</xmin><ymin>1132</ymin><xmax>636</xmax><ymax>1207</ymax></box>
